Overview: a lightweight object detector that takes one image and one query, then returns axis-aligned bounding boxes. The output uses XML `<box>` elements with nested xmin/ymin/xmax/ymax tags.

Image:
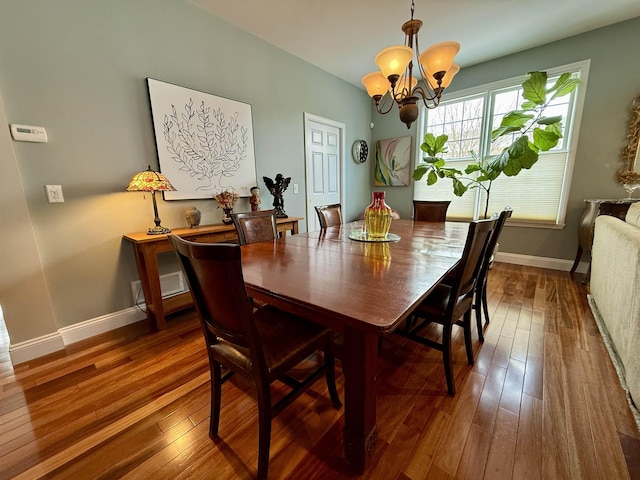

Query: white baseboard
<box><xmin>59</xmin><ymin>307</ymin><xmax>147</xmax><ymax>345</ymax></box>
<box><xmin>495</xmin><ymin>251</ymin><xmax>589</xmax><ymax>274</ymax></box>
<box><xmin>9</xmin><ymin>307</ymin><xmax>146</xmax><ymax>365</ymax></box>
<box><xmin>9</xmin><ymin>332</ymin><xmax>65</xmax><ymax>365</ymax></box>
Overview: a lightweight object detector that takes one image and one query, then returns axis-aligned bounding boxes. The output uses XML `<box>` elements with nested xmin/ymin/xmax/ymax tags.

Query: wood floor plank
<box><xmin>513</xmin><ymin>392</ymin><xmax>543</xmax><ymax>480</ymax></box>
<box><xmin>483</xmin><ymin>407</ymin><xmax>518</xmax><ymax>479</ymax></box>
<box><xmin>0</xmin><ymin>263</ymin><xmax>638</xmax><ymax>479</ymax></box>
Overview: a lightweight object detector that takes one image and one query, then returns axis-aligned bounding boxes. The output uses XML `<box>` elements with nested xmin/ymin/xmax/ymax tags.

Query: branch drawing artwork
<box><xmin>147</xmin><ymin>78</ymin><xmax>257</xmax><ymax>200</ymax></box>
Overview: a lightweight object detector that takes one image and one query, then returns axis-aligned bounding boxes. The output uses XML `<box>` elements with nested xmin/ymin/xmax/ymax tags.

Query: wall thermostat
<box><xmin>10</xmin><ymin>124</ymin><xmax>48</xmax><ymax>143</ymax></box>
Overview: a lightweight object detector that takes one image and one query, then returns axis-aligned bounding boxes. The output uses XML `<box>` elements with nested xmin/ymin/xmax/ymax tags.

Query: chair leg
<box><xmin>256</xmin><ymin>381</ymin><xmax>272</xmax><ymax>480</ymax></box>
<box><xmin>324</xmin><ymin>341</ymin><xmax>342</xmax><ymax>409</ymax></box>
<box><xmin>442</xmin><ymin>324</ymin><xmax>455</xmax><ymax>396</ymax></box>
<box><xmin>482</xmin><ymin>280</ymin><xmax>490</xmax><ymax>325</ymax></box>
<box><xmin>463</xmin><ymin>310</ymin><xmax>474</xmax><ymax>366</ymax></box>
<box><xmin>209</xmin><ymin>361</ymin><xmax>222</xmax><ymax>438</ymax></box>
<box><xmin>474</xmin><ymin>290</ymin><xmax>485</xmax><ymax>343</ymax></box>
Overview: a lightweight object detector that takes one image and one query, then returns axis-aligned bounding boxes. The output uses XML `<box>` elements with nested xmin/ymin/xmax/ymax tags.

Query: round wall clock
<box><xmin>352</xmin><ymin>140</ymin><xmax>369</xmax><ymax>163</ymax></box>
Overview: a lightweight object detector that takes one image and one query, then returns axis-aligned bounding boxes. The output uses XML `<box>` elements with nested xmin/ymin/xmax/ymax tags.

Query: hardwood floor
<box><xmin>1</xmin><ymin>263</ymin><xmax>639</xmax><ymax>479</ymax></box>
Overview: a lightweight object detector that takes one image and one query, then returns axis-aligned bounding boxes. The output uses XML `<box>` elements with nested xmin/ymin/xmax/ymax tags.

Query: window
<box><xmin>414</xmin><ymin>60</ymin><xmax>589</xmax><ymax>227</ymax></box>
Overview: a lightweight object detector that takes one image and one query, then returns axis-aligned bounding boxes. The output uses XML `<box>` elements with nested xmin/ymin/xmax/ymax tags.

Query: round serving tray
<box><xmin>348</xmin><ymin>232</ymin><xmax>401</xmax><ymax>243</ymax></box>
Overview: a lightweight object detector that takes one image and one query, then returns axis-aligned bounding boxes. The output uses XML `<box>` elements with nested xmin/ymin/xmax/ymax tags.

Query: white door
<box><xmin>304</xmin><ymin>113</ymin><xmax>345</xmax><ymax>232</ymax></box>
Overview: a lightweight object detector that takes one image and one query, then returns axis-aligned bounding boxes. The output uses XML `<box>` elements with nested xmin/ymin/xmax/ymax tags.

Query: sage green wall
<box><xmin>0</xmin><ymin>0</ymin><xmax>372</xmax><ymax>342</ymax></box>
<box><xmin>372</xmin><ymin>16</ymin><xmax>640</xmax><ymax>260</ymax></box>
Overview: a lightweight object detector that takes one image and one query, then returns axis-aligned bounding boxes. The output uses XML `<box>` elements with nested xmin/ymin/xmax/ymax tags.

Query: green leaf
<box><xmin>433</xmin><ymin>158</ymin><xmax>446</xmax><ymax>167</ymax></box>
<box><xmin>546</xmin><ymin>122</ymin><xmax>563</xmax><ymax>138</ymax></box>
<box><xmin>465</xmin><ymin>163</ymin><xmax>481</xmax><ymax>174</ymax></box>
<box><xmin>433</xmin><ymin>134</ymin><xmax>449</xmax><ymax>154</ymax></box>
<box><xmin>412</xmin><ymin>164</ymin><xmax>429</xmax><ymax>180</ymax></box>
<box><xmin>520</xmin><ymin>100</ymin><xmax>538</xmax><ymax>110</ymax></box>
<box><xmin>549</xmin><ymin>73</ymin><xmax>580</xmax><ymax>98</ymax></box>
<box><xmin>500</xmin><ymin>111</ymin><xmax>534</xmax><ymax>128</ymax></box>
<box><xmin>427</xmin><ymin>170</ymin><xmax>438</xmax><ymax>185</ymax></box>
<box><xmin>452</xmin><ymin>178</ymin><xmax>468</xmax><ymax>196</ymax></box>
<box><xmin>508</xmin><ymin>137</ymin><xmax>539</xmax><ymax>170</ymax></box>
<box><xmin>522</xmin><ymin>71</ymin><xmax>547</xmax><ymax>105</ymax></box>
<box><xmin>533</xmin><ymin>127</ymin><xmax>560</xmax><ymax>151</ymax></box>
<box><xmin>421</xmin><ymin>132</ymin><xmax>448</xmax><ymax>156</ymax></box>
<box><xmin>491</xmin><ymin>125</ymin><xmax>521</xmax><ymax>141</ymax></box>
<box><xmin>536</xmin><ymin>115</ymin><xmax>562</xmax><ymax>125</ymax></box>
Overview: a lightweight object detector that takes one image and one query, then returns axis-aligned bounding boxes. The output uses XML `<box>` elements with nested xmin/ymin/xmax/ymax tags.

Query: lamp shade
<box><xmin>418</xmin><ymin>41</ymin><xmax>460</xmax><ymax>79</ymax></box>
<box><xmin>362</xmin><ymin>71</ymin><xmax>390</xmax><ymax>98</ymax></box>
<box><xmin>375</xmin><ymin>45</ymin><xmax>413</xmax><ymax>80</ymax></box>
<box><xmin>126</xmin><ymin>166</ymin><xmax>176</xmax><ymax>192</ymax></box>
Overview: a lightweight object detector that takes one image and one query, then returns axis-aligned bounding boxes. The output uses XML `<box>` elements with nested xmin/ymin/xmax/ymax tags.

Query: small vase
<box><xmin>221</xmin><ymin>207</ymin><xmax>234</xmax><ymax>224</ymax></box>
<box><xmin>364</xmin><ymin>191</ymin><xmax>392</xmax><ymax>238</ymax></box>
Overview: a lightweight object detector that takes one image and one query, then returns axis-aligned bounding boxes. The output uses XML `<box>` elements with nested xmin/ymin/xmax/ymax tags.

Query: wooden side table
<box><xmin>123</xmin><ymin>217</ymin><xmax>301</xmax><ymax>329</ymax></box>
<box><xmin>571</xmin><ymin>199</ymin><xmax>640</xmax><ymax>280</ymax></box>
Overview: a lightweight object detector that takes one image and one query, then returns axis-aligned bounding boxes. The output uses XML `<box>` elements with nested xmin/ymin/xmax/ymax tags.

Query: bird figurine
<box><xmin>184</xmin><ymin>206</ymin><xmax>201</xmax><ymax>228</ymax></box>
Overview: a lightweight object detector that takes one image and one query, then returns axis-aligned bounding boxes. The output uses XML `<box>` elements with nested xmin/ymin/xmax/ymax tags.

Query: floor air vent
<box><xmin>131</xmin><ymin>271</ymin><xmax>187</xmax><ymax>304</ymax></box>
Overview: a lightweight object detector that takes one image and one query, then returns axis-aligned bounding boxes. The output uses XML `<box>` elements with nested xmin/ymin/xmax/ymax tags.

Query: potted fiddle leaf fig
<box><xmin>413</xmin><ymin>71</ymin><xmax>580</xmax><ymax>219</ymax></box>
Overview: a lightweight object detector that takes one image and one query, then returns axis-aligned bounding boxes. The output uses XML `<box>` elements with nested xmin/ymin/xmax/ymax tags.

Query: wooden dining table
<box><xmin>240</xmin><ymin>219</ymin><xmax>469</xmax><ymax>473</ymax></box>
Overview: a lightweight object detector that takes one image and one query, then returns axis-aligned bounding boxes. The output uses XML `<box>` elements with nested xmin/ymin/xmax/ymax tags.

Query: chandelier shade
<box><xmin>361</xmin><ymin>0</ymin><xmax>461</xmax><ymax>129</ymax></box>
<box><xmin>362</xmin><ymin>71</ymin><xmax>390</xmax><ymax>98</ymax></box>
<box><xmin>418</xmin><ymin>41</ymin><xmax>460</xmax><ymax>81</ymax></box>
<box><xmin>375</xmin><ymin>46</ymin><xmax>413</xmax><ymax>81</ymax></box>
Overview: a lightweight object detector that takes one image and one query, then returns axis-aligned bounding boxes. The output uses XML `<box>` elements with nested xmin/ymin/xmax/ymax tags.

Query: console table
<box><xmin>123</xmin><ymin>217</ymin><xmax>301</xmax><ymax>329</ymax></box>
<box><xmin>571</xmin><ymin>199</ymin><xmax>640</xmax><ymax>280</ymax></box>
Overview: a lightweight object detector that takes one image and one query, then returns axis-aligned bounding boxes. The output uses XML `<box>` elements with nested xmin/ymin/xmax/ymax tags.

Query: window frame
<box><xmin>413</xmin><ymin>60</ymin><xmax>590</xmax><ymax>228</ymax></box>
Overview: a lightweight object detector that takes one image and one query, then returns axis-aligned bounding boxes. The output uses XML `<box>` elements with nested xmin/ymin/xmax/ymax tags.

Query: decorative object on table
<box><xmin>214</xmin><ymin>190</ymin><xmax>239</xmax><ymax>224</ymax></box>
<box><xmin>146</xmin><ymin>78</ymin><xmax>257</xmax><ymax>200</ymax></box>
<box><xmin>413</xmin><ymin>70</ymin><xmax>580</xmax><ymax>219</ymax></box>
<box><xmin>623</xmin><ymin>181</ymin><xmax>640</xmax><ymax>198</ymax></box>
<box><xmin>184</xmin><ymin>206</ymin><xmax>201</xmax><ymax>228</ymax></box>
<box><xmin>126</xmin><ymin>165</ymin><xmax>176</xmax><ymax>235</ymax></box>
<box><xmin>249</xmin><ymin>186</ymin><xmax>261</xmax><ymax>211</ymax></box>
<box><xmin>364</xmin><ymin>191</ymin><xmax>393</xmax><ymax>238</ymax></box>
<box><xmin>374</xmin><ymin>136</ymin><xmax>412</xmax><ymax>186</ymax></box>
<box><xmin>361</xmin><ymin>0</ymin><xmax>460</xmax><ymax>129</ymax></box>
<box><xmin>352</xmin><ymin>140</ymin><xmax>369</xmax><ymax>164</ymax></box>
<box><xmin>617</xmin><ymin>93</ymin><xmax>640</xmax><ymax>186</ymax></box>
<box><xmin>263</xmin><ymin>174</ymin><xmax>291</xmax><ymax>218</ymax></box>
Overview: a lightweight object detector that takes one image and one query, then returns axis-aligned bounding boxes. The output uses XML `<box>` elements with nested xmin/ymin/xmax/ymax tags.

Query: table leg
<box><xmin>341</xmin><ymin>326</ymin><xmax>378</xmax><ymax>473</ymax></box>
<box><xmin>132</xmin><ymin>246</ymin><xmax>167</xmax><ymax>329</ymax></box>
<box><xmin>569</xmin><ymin>245</ymin><xmax>582</xmax><ymax>274</ymax></box>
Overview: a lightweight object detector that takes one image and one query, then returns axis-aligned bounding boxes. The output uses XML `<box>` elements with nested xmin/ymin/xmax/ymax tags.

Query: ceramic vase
<box><xmin>364</xmin><ymin>191</ymin><xmax>392</xmax><ymax>238</ymax></box>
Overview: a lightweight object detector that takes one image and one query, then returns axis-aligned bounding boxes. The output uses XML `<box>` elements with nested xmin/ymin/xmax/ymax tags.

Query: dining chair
<box><xmin>473</xmin><ymin>207</ymin><xmax>513</xmax><ymax>341</ymax></box>
<box><xmin>231</xmin><ymin>210</ymin><xmax>278</xmax><ymax>246</ymax></box>
<box><xmin>398</xmin><ymin>216</ymin><xmax>497</xmax><ymax>395</ymax></box>
<box><xmin>314</xmin><ymin>203</ymin><xmax>343</xmax><ymax>228</ymax></box>
<box><xmin>169</xmin><ymin>235</ymin><xmax>342</xmax><ymax>480</ymax></box>
<box><xmin>412</xmin><ymin>200</ymin><xmax>451</xmax><ymax>222</ymax></box>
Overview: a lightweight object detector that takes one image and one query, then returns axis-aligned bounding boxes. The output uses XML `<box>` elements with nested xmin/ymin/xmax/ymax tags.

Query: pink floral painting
<box><xmin>374</xmin><ymin>136</ymin><xmax>412</xmax><ymax>186</ymax></box>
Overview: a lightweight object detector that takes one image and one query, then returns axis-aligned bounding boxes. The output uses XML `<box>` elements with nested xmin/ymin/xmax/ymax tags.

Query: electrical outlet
<box><xmin>45</xmin><ymin>185</ymin><xmax>64</xmax><ymax>203</ymax></box>
<box><xmin>293</xmin><ymin>183</ymin><xmax>299</xmax><ymax>194</ymax></box>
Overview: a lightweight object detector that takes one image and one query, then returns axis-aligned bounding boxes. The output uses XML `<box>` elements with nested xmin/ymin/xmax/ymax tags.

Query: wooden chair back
<box><xmin>315</xmin><ymin>204</ymin><xmax>343</xmax><ymax>229</ymax></box>
<box><xmin>412</xmin><ymin>200</ymin><xmax>451</xmax><ymax>222</ymax></box>
<box><xmin>231</xmin><ymin>210</ymin><xmax>278</xmax><ymax>246</ymax></box>
<box><xmin>448</xmin><ymin>217</ymin><xmax>497</xmax><ymax>310</ymax></box>
<box><xmin>169</xmin><ymin>236</ymin><xmax>260</xmax><ymax>356</ymax></box>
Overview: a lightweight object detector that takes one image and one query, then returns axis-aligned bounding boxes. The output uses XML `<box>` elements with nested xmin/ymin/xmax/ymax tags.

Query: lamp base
<box><xmin>147</xmin><ymin>225</ymin><xmax>172</xmax><ymax>235</ymax></box>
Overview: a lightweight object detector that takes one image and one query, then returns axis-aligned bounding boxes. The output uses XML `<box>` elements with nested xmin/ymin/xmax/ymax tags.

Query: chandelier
<box><xmin>361</xmin><ymin>0</ymin><xmax>460</xmax><ymax>129</ymax></box>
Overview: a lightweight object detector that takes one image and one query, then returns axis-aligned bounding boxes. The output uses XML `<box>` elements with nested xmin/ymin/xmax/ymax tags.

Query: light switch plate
<box><xmin>45</xmin><ymin>185</ymin><xmax>64</xmax><ymax>203</ymax></box>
